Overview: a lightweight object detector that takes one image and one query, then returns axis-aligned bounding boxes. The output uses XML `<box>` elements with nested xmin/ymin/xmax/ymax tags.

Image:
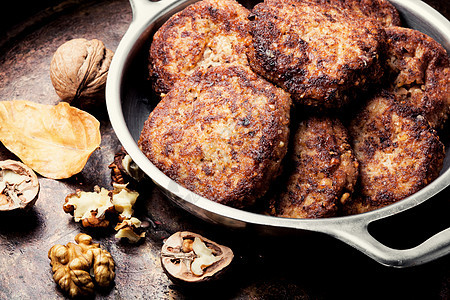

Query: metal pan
<box><xmin>106</xmin><ymin>0</ymin><xmax>450</xmax><ymax>267</ymax></box>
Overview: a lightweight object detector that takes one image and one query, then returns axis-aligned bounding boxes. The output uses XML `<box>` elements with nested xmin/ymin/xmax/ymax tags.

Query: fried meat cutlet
<box><xmin>247</xmin><ymin>0</ymin><xmax>386</xmax><ymax>109</ymax></box>
<box><xmin>274</xmin><ymin>117</ymin><xmax>358</xmax><ymax>218</ymax></box>
<box><xmin>313</xmin><ymin>0</ymin><xmax>401</xmax><ymax>27</ymax></box>
<box><xmin>345</xmin><ymin>93</ymin><xmax>445</xmax><ymax>215</ymax></box>
<box><xmin>149</xmin><ymin>0</ymin><xmax>251</xmax><ymax>94</ymax></box>
<box><xmin>138</xmin><ymin>64</ymin><xmax>292</xmax><ymax>208</ymax></box>
<box><xmin>385</xmin><ymin>26</ymin><xmax>450</xmax><ymax>129</ymax></box>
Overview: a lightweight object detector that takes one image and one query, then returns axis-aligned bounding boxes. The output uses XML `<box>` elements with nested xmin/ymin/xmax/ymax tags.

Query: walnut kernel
<box><xmin>48</xmin><ymin>233</ymin><xmax>115</xmax><ymax>298</ymax></box>
<box><xmin>63</xmin><ymin>183</ymin><xmax>139</xmax><ymax>228</ymax></box>
<box><xmin>114</xmin><ymin>217</ymin><xmax>146</xmax><ymax>243</ymax></box>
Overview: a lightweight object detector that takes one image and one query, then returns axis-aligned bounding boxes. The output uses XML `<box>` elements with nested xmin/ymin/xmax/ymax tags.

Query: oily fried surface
<box><xmin>247</xmin><ymin>0</ymin><xmax>386</xmax><ymax>108</ymax></box>
<box><xmin>313</xmin><ymin>0</ymin><xmax>401</xmax><ymax>27</ymax></box>
<box><xmin>385</xmin><ymin>26</ymin><xmax>450</xmax><ymax>129</ymax></box>
<box><xmin>149</xmin><ymin>0</ymin><xmax>251</xmax><ymax>94</ymax></box>
<box><xmin>275</xmin><ymin>117</ymin><xmax>358</xmax><ymax>218</ymax></box>
<box><xmin>345</xmin><ymin>93</ymin><xmax>445</xmax><ymax>215</ymax></box>
<box><xmin>138</xmin><ymin>64</ymin><xmax>291</xmax><ymax>208</ymax></box>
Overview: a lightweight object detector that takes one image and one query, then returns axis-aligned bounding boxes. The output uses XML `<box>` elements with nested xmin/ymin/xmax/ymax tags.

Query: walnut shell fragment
<box><xmin>108</xmin><ymin>147</ymin><xmax>144</xmax><ymax>188</ymax></box>
<box><xmin>161</xmin><ymin>231</ymin><xmax>233</xmax><ymax>284</ymax></box>
<box><xmin>0</xmin><ymin>160</ymin><xmax>39</xmax><ymax>211</ymax></box>
<box><xmin>50</xmin><ymin>38</ymin><xmax>114</xmax><ymax>110</ymax></box>
<box><xmin>48</xmin><ymin>233</ymin><xmax>115</xmax><ymax>298</ymax></box>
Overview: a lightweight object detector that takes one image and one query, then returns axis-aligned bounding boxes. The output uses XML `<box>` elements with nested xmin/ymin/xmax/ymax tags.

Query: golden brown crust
<box><xmin>275</xmin><ymin>117</ymin><xmax>358</xmax><ymax>218</ymax></box>
<box><xmin>385</xmin><ymin>26</ymin><xmax>450</xmax><ymax>129</ymax></box>
<box><xmin>311</xmin><ymin>0</ymin><xmax>401</xmax><ymax>27</ymax></box>
<box><xmin>247</xmin><ymin>0</ymin><xmax>386</xmax><ymax>109</ymax></box>
<box><xmin>149</xmin><ymin>0</ymin><xmax>251</xmax><ymax>94</ymax></box>
<box><xmin>139</xmin><ymin>64</ymin><xmax>291</xmax><ymax>208</ymax></box>
<box><xmin>345</xmin><ymin>93</ymin><xmax>445</xmax><ymax>215</ymax></box>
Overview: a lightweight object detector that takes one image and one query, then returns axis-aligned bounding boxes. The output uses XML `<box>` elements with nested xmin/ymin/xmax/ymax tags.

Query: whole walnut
<box><xmin>50</xmin><ymin>38</ymin><xmax>114</xmax><ymax>110</ymax></box>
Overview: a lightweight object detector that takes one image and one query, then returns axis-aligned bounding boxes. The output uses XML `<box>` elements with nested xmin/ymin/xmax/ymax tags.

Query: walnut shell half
<box><xmin>161</xmin><ymin>231</ymin><xmax>233</xmax><ymax>284</ymax></box>
<box><xmin>50</xmin><ymin>38</ymin><xmax>114</xmax><ymax>110</ymax></box>
<box><xmin>0</xmin><ymin>160</ymin><xmax>39</xmax><ymax>211</ymax></box>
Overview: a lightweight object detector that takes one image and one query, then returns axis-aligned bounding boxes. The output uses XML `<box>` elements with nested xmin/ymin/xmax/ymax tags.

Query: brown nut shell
<box><xmin>161</xmin><ymin>231</ymin><xmax>233</xmax><ymax>284</ymax></box>
<box><xmin>50</xmin><ymin>38</ymin><xmax>114</xmax><ymax>110</ymax></box>
<box><xmin>108</xmin><ymin>147</ymin><xmax>144</xmax><ymax>188</ymax></box>
<box><xmin>0</xmin><ymin>160</ymin><xmax>39</xmax><ymax>211</ymax></box>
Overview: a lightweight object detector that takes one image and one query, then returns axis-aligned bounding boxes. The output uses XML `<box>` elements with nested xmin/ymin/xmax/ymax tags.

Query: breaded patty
<box><xmin>247</xmin><ymin>0</ymin><xmax>386</xmax><ymax>108</ymax></box>
<box><xmin>138</xmin><ymin>64</ymin><xmax>291</xmax><ymax>208</ymax></box>
<box><xmin>345</xmin><ymin>93</ymin><xmax>445</xmax><ymax>215</ymax></box>
<box><xmin>313</xmin><ymin>0</ymin><xmax>401</xmax><ymax>27</ymax></box>
<box><xmin>385</xmin><ymin>26</ymin><xmax>450</xmax><ymax>129</ymax></box>
<box><xmin>275</xmin><ymin>117</ymin><xmax>358</xmax><ymax>218</ymax></box>
<box><xmin>149</xmin><ymin>0</ymin><xmax>251</xmax><ymax>94</ymax></box>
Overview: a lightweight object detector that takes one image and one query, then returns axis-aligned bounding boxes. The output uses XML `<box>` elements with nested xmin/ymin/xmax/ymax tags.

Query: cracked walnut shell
<box><xmin>108</xmin><ymin>147</ymin><xmax>144</xmax><ymax>188</ymax></box>
<box><xmin>0</xmin><ymin>160</ymin><xmax>39</xmax><ymax>211</ymax></box>
<box><xmin>161</xmin><ymin>231</ymin><xmax>233</xmax><ymax>284</ymax></box>
<box><xmin>48</xmin><ymin>233</ymin><xmax>115</xmax><ymax>298</ymax></box>
<box><xmin>50</xmin><ymin>38</ymin><xmax>114</xmax><ymax>109</ymax></box>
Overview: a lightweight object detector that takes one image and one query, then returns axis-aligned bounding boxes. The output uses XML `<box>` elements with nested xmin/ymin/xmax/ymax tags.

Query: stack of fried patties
<box><xmin>140</xmin><ymin>0</ymin><xmax>291</xmax><ymax>209</ymax></box>
<box><xmin>140</xmin><ymin>0</ymin><xmax>450</xmax><ymax>217</ymax></box>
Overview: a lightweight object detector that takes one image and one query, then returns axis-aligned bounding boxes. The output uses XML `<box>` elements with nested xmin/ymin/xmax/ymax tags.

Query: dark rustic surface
<box><xmin>1</xmin><ymin>0</ymin><xmax>450</xmax><ymax>299</ymax></box>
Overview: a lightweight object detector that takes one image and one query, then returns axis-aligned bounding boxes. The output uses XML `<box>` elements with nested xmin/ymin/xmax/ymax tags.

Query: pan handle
<box><xmin>323</xmin><ymin>213</ymin><xmax>450</xmax><ymax>267</ymax></box>
<box><xmin>128</xmin><ymin>0</ymin><xmax>187</xmax><ymax>24</ymax></box>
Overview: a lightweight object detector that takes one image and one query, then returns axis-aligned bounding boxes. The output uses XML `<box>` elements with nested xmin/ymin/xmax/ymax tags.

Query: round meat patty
<box><xmin>138</xmin><ymin>64</ymin><xmax>292</xmax><ymax>209</ymax></box>
<box><xmin>149</xmin><ymin>0</ymin><xmax>251</xmax><ymax>94</ymax></box>
<box><xmin>385</xmin><ymin>26</ymin><xmax>450</xmax><ymax>129</ymax></box>
<box><xmin>345</xmin><ymin>93</ymin><xmax>445</xmax><ymax>215</ymax></box>
<box><xmin>247</xmin><ymin>0</ymin><xmax>386</xmax><ymax>109</ymax></box>
<box><xmin>313</xmin><ymin>0</ymin><xmax>401</xmax><ymax>27</ymax></box>
<box><xmin>275</xmin><ymin>117</ymin><xmax>359</xmax><ymax>219</ymax></box>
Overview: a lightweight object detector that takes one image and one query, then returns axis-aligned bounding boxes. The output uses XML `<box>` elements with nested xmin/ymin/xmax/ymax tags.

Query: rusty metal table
<box><xmin>1</xmin><ymin>0</ymin><xmax>450</xmax><ymax>299</ymax></box>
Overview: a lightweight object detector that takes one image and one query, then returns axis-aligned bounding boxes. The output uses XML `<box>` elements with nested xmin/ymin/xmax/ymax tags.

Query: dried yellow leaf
<box><xmin>0</xmin><ymin>100</ymin><xmax>101</xmax><ymax>179</ymax></box>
